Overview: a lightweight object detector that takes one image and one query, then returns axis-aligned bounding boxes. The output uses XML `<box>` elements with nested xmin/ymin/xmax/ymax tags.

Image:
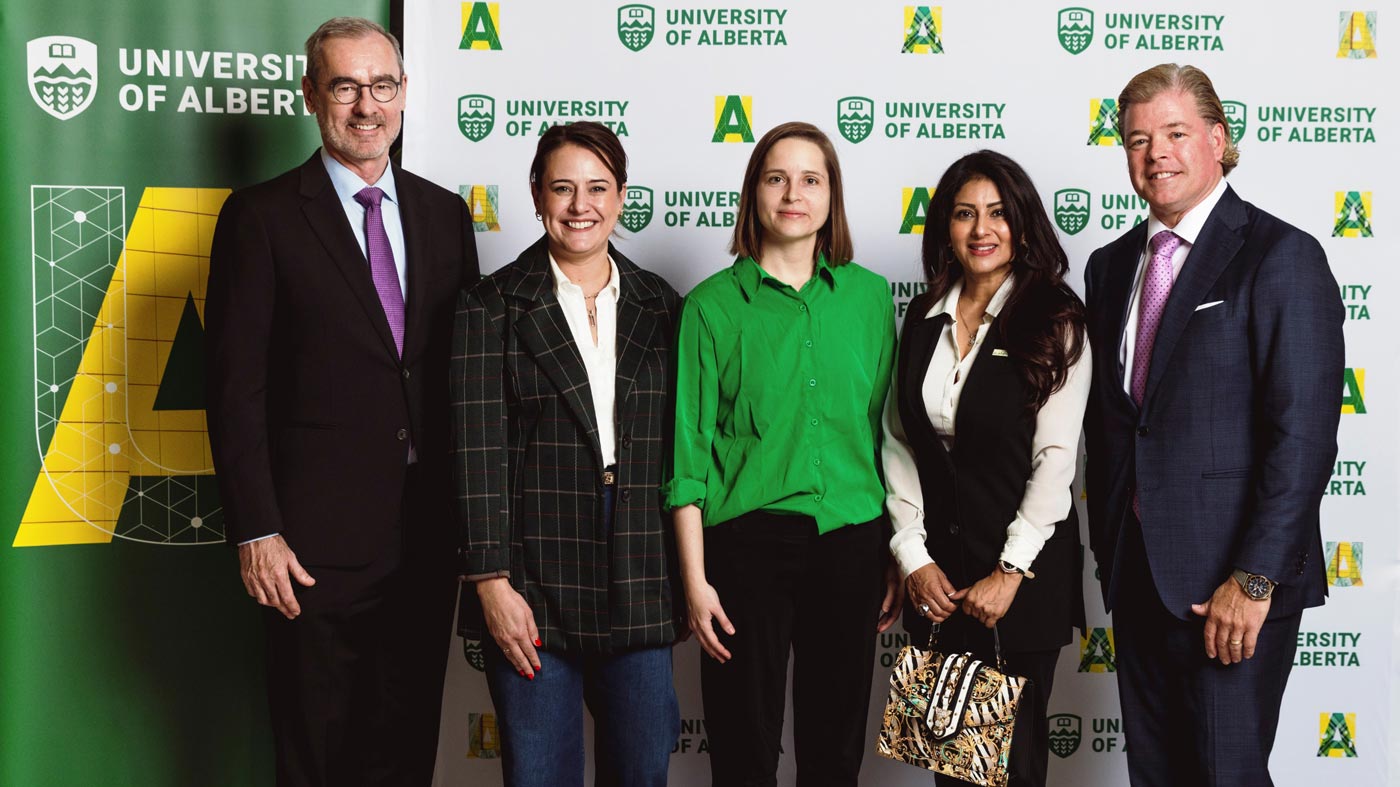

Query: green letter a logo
<box><xmin>713</xmin><ymin>95</ymin><xmax>754</xmax><ymax>143</ymax></box>
<box><xmin>460</xmin><ymin>3</ymin><xmax>503</xmax><ymax>50</ymax></box>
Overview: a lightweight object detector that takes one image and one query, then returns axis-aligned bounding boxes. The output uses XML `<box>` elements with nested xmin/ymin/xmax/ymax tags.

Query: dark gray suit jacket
<box><xmin>1084</xmin><ymin>185</ymin><xmax>1343</xmax><ymax>620</ymax></box>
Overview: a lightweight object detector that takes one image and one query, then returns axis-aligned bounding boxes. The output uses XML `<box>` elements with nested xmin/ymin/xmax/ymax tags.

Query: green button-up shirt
<box><xmin>663</xmin><ymin>255</ymin><xmax>895</xmax><ymax>533</ymax></box>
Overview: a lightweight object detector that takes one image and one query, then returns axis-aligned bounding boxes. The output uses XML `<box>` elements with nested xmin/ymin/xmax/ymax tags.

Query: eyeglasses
<box><xmin>326</xmin><ymin>79</ymin><xmax>401</xmax><ymax>105</ymax></box>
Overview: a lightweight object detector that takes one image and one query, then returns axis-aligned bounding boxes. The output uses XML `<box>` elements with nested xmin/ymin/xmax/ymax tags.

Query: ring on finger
<box><xmin>1229</xmin><ymin>640</ymin><xmax>1243</xmax><ymax>647</ymax></box>
<box><xmin>918</xmin><ymin>603</ymin><xmax>931</xmax><ymax>614</ymax></box>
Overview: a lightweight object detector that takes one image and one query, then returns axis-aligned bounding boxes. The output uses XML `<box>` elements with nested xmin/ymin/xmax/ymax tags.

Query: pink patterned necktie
<box><xmin>1130</xmin><ymin>230</ymin><xmax>1181</xmax><ymax>407</ymax></box>
<box><xmin>354</xmin><ymin>186</ymin><xmax>405</xmax><ymax>356</ymax></box>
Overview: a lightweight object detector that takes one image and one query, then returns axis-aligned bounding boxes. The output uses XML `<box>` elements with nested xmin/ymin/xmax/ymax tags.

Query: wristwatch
<box><xmin>1231</xmin><ymin>569</ymin><xmax>1275</xmax><ymax>601</ymax></box>
<box><xmin>998</xmin><ymin>560</ymin><xmax>1036</xmax><ymax>580</ymax></box>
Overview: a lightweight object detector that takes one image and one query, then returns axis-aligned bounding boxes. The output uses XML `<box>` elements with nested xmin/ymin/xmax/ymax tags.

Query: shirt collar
<box><xmin>734</xmin><ymin>253</ymin><xmax>837</xmax><ymax>301</ymax></box>
<box><xmin>1144</xmin><ymin>175</ymin><xmax>1228</xmax><ymax>248</ymax></box>
<box><xmin>922</xmin><ymin>272</ymin><xmax>1017</xmax><ymax>320</ymax></box>
<box><xmin>321</xmin><ymin>147</ymin><xmax>398</xmax><ymax>207</ymax></box>
<box><xmin>548</xmin><ymin>252</ymin><xmax>620</xmax><ymax>299</ymax></box>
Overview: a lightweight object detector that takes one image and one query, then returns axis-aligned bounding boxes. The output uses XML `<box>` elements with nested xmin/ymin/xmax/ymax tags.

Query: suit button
<box><xmin>620</xmin><ymin>489</ymin><xmax>632</xmax><ymax>502</ymax></box>
<box><xmin>949</xmin><ymin>522</ymin><xmax>959</xmax><ymax>535</ymax></box>
<box><xmin>402</xmin><ymin>368</ymin><xmax>411</xmax><ymax>380</ymax></box>
<box><xmin>396</xmin><ymin>428</ymin><xmax>408</xmax><ymax>441</ymax></box>
<box><xmin>1137</xmin><ymin>426</ymin><xmax>1150</xmax><ymax>437</ymax></box>
<box><xmin>621</xmin><ymin>435</ymin><xmax>632</xmax><ymax>449</ymax></box>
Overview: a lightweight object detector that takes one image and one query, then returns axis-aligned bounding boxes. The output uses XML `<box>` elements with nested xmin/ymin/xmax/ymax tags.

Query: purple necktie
<box><xmin>354</xmin><ymin>186</ymin><xmax>405</xmax><ymax>356</ymax></box>
<box><xmin>1131</xmin><ymin>229</ymin><xmax>1180</xmax><ymax>520</ymax></box>
<box><xmin>1130</xmin><ymin>230</ymin><xmax>1181</xmax><ymax>406</ymax></box>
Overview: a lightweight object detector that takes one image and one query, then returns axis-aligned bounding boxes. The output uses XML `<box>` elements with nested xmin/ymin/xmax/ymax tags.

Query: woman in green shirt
<box><xmin>664</xmin><ymin>121</ymin><xmax>901</xmax><ymax>786</ymax></box>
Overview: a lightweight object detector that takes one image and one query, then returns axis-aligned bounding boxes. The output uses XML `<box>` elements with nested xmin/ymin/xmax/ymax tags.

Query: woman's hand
<box><xmin>686</xmin><ymin>579</ymin><xmax>736</xmax><ymax>663</ymax></box>
<box><xmin>906</xmin><ymin>563</ymin><xmax>960</xmax><ymax>623</ymax></box>
<box><xmin>877</xmin><ymin>561</ymin><xmax>904</xmax><ymax>632</ymax></box>
<box><xmin>960</xmin><ymin>569</ymin><xmax>1023</xmax><ymax>628</ymax></box>
<box><xmin>477</xmin><ymin>577</ymin><xmax>542</xmax><ymax>678</ymax></box>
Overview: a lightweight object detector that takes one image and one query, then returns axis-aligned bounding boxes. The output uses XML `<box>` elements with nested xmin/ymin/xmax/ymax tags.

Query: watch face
<box><xmin>1246</xmin><ymin>574</ymin><xmax>1271</xmax><ymax>599</ymax></box>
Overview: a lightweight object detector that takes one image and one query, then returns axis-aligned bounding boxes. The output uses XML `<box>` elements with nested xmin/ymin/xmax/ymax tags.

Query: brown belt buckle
<box><xmin>602</xmin><ymin>471</ymin><xmax>616</xmax><ymax>486</ymax></box>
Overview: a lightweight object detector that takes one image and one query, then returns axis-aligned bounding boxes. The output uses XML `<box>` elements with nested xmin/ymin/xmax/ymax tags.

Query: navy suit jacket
<box><xmin>1083</xmin><ymin>185</ymin><xmax>1343</xmax><ymax>621</ymax></box>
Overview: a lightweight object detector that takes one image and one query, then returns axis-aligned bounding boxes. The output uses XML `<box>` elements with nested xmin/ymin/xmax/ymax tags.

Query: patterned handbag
<box><xmin>876</xmin><ymin>624</ymin><xmax>1026</xmax><ymax>787</ymax></box>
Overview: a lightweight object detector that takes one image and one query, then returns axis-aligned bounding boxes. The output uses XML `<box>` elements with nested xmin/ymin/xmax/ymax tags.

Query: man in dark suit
<box><xmin>1083</xmin><ymin>63</ymin><xmax>1343</xmax><ymax>786</ymax></box>
<box><xmin>205</xmin><ymin>17</ymin><xmax>478</xmax><ymax>786</ymax></box>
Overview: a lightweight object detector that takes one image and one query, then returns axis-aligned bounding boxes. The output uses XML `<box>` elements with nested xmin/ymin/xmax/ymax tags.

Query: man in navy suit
<box><xmin>1083</xmin><ymin>63</ymin><xmax>1343</xmax><ymax>786</ymax></box>
<box><xmin>206</xmin><ymin>17</ymin><xmax>478</xmax><ymax>786</ymax></box>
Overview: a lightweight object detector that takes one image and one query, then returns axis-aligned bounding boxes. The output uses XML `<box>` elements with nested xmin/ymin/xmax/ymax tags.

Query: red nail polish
<box><xmin>518</xmin><ymin>670</ymin><xmax>525</xmax><ymax>677</ymax></box>
<box><xmin>534</xmin><ymin>638</ymin><xmax>542</xmax><ymax>647</ymax></box>
<box><xmin>526</xmin><ymin>672</ymin><xmax>534</xmax><ymax>681</ymax></box>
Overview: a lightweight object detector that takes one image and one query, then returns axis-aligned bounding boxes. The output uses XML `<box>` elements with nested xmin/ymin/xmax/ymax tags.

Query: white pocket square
<box><xmin>1195</xmin><ymin>300</ymin><xmax>1225</xmax><ymax>312</ymax></box>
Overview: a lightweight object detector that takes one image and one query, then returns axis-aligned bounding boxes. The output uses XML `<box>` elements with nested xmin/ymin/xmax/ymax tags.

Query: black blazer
<box><xmin>896</xmin><ymin>288</ymin><xmax>1085</xmax><ymax>653</ymax></box>
<box><xmin>1084</xmin><ymin>186</ymin><xmax>1343</xmax><ymax>619</ymax></box>
<box><xmin>206</xmin><ymin>152</ymin><xmax>480</xmax><ymax>566</ymax></box>
<box><xmin>452</xmin><ymin>237</ymin><xmax>682</xmax><ymax>652</ymax></box>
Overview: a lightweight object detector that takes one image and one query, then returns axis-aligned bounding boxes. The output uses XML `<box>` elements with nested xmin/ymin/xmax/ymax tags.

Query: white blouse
<box><xmin>549</xmin><ymin>254</ymin><xmax>621</xmax><ymax>467</ymax></box>
<box><xmin>882</xmin><ymin>274</ymin><xmax>1093</xmax><ymax>578</ymax></box>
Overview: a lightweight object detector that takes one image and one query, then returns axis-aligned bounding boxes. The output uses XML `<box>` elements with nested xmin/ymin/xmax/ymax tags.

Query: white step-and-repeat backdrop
<box><xmin>404</xmin><ymin>2</ymin><xmax>1397</xmax><ymax>784</ymax></box>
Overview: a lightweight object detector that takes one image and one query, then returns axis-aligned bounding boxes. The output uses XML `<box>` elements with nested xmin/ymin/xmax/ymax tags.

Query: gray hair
<box><xmin>304</xmin><ymin>17</ymin><xmax>403</xmax><ymax>85</ymax></box>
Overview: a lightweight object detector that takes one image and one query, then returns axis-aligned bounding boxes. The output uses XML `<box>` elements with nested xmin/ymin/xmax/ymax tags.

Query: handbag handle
<box><xmin>926</xmin><ymin>622</ymin><xmax>1008</xmax><ymax>672</ymax></box>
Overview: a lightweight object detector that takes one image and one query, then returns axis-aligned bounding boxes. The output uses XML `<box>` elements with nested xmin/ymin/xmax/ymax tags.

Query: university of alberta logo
<box><xmin>1054</xmin><ymin>189</ymin><xmax>1090</xmax><ymax>235</ymax></box>
<box><xmin>1058</xmin><ymin>8</ymin><xmax>1093</xmax><ymax>54</ymax></box>
<box><xmin>1318</xmin><ymin>713</ymin><xmax>1358</xmax><ymax>757</ymax></box>
<box><xmin>1079</xmin><ymin>626</ymin><xmax>1116</xmax><ymax>672</ymax></box>
<box><xmin>1337</xmin><ymin>12</ymin><xmax>1377</xmax><ymax>59</ymax></box>
<box><xmin>1048</xmin><ymin>714</ymin><xmax>1082</xmax><ymax>758</ymax></box>
<box><xmin>620</xmin><ymin>186</ymin><xmax>654</xmax><ymax>231</ymax></box>
<box><xmin>28</xmin><ymin>36</ymin><xmax>98</xmax><ymax>120</ymax></box>
<box><xmin>458</xmin><ymin>95</ymin><xmax>495</xmax><ymax>142</ymax></box>
<box><xmin>1222</xmin><ymin>101</ymin><xmax>1247</xmax><ymax>145</ymax></box>
<box><xmin>838</xmin><ymin>97</ymin><xmax>874</xmax><ymax>143</ymax></box>
<box><xmin>618</xmin><ymin>4</ymin><xmax>655</xmax><ymax>51</ymax></box>
<box><xmin>1088</xmin><ymin>98</ymin><xmax>1122</xmax><ymax>145</ymax></box>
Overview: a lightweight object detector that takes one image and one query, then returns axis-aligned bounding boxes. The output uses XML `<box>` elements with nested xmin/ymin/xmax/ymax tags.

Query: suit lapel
<box><xmin>507</xmin><ymin>238</ymin><xmax>604</xmax><ymax>466</ymax></box>
<box><xmin>299</xmin><ymin>153</ymin><xmax>400</xmax><ymax>360</ymax></box>
<box><xmin>396</xmin><ymin>165</ymin><xmax>432</xmax><ymax>364</ymax></box>
<box><xmin>900</xmin><ymin>305</ymin><xmax>955</xmax><ymax>481</ymax></box>
<box><xmin>1141</xmin><ymin>187</ymin><xmax>1246</xmax><ymax>409</ymax></box>
<box><xmin>613</xmin><ymin>249</ymin><xmax>661</xmax><ymax>416</ymax></box>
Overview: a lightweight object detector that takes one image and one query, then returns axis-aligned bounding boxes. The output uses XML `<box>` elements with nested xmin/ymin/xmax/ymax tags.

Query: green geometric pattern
<box><xmin>1317</xmin><ymin>713</ymin><xmax>1358</xmax><ymax>757</ymax></box>
<box><xmin>901</xmin><ymin>7</ymin><xmax>944</xmax><ymax>53</ymax></box>
<box><xmin>1333</xmin><ymin>192</ymin><xmax>1374</xmax><ymax>237</ymax></box>
<box><xmin>32</xmin><ymin>186</ymin><xmax>125</xmax><ymax>452</ymax></box>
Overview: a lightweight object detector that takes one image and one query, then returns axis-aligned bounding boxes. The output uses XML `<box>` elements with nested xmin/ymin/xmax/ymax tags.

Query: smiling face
<box><xmin>948</xmin><ymin>176</ymin><xmax>1014</xmax><ymax>286</ymax></box>
<box><xmin>754</xmin><ymin>137</ymin><xmax>832</xmax><ymax>252</ymax></box>
<box><xmin>1123</xmin><ymin>88</ymin><xmax>1226</xmax><ymax>227</ymax></box>
<box><xmin>532</xmin><ymin>143</ymin><xmax>625</xmax><ymax>266</ymax></box>
<box><xmin>302</xmin><ymin>33</ymin><xmax>405</xmax><ymax>182</ymax></box>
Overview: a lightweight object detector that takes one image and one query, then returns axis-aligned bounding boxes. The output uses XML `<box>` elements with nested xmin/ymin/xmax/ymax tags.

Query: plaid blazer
<box><xmin>452</xmin><ymin>236</ymin><xmax>682</xmax><ymax>652</ymax></box>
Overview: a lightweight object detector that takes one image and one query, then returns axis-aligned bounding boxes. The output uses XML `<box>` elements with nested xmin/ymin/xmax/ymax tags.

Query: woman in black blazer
<box><xmin>451</xmin><ymin>122</ymin><xmax>682</xmax><ymax>787</ymax></box>
<box><xmin>881</xmin><ymin>150</ymin><xmax>1090</xmax><ymax>787</ymax></box>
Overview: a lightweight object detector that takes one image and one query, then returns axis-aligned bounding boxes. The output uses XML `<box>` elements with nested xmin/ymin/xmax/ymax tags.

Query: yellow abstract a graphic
<box><xmin>712</xmin><ymin>95</ymin><xmax>754</xmax><ymax>143</ymax></box>
<box><xmin>17</xmin><ymin>187</ymin><xmax>226</xmax><ymax>547</ymax></box>
<box><xmin>1325</xmin><ymin>541</ymin><xmax>1364</xmax><ymax>587</ymax></box>
<box><xmin>460</xmin><ymin>3</ymin><xmax>503</xmax><ymax>50</ymax></box>
<box><xmin>1337</xmin><ymin>12</ymin><xmax>1377</xmax><ymax>59</ymax></box>
<box><xmin>1341</xmin><ymin>367</ymin><xmax>1365</xmax><ymax>414</ymax></box>
<box><xmin>900</xmin><ymin>187</ymin><xmax>935</xmax><ymax>235</ymax></box>
<box><xmin>1317</xmin><ymin>713</ymin><xmax>1358</xmax><ymax>757</ymax></box>
<box><xmin>1078</xmin><ymin>627</ymin><xmax>1116</xmax><ymax>673</ymax></box>
<box><xmin>463</xmin><ymin>185</ymin><xmax>501</xmax><ymax>232</ymax></box>
<box><xmin>1088</xmin><ymin>99</ymin><xmax>1122</xmax><ymax>146</ymax></box>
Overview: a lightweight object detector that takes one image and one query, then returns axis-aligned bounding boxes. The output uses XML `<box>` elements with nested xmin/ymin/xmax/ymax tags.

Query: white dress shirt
<box><xmin>882</xmin><ymin>274</ymin><xmax>1093</xmax><ymax>577</ymax></box>
<box><xmin>1119</xmin><ymin>176</ymin><xmax>1229</xmax><ymax>392</ymax></box>
<box><xmin>549</xmin><ymin>254</ymin><xmax>621</xmax><ymax>467</ymax></box>
<box><xmin>320</xmin><ymin>148</ymin><xmax>407</xmax><ymax>299</ymax></box>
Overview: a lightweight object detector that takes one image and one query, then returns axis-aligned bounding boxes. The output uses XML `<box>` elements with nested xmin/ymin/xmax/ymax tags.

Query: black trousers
<box><xmin>1112</xmin><ymin>515</ymin><xmax>1302</xmax><ymax>787</ymax></box>
<box><xmin>927</xmin><ymin>620</ymin><xmax>1061</xmax><ymax>787</ymax></box>
<box><xmin>700</xmin><ymin>511</ymin><xmax>886</xmax><ymax>787</ymax></box>
<box><xmin>262</xmin><ymin>467</ymin><xmax>456</xmax><ymax>787</ymax></box>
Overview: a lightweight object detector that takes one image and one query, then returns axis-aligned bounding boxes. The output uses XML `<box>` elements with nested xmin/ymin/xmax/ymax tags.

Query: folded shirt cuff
<box><xmin>999</xmin><ymin>520</ymin><xmax>1049</xmax><ymax>573</ymax></box>
<box><xmin>661</xmin><ymin>477</ymin><xmax>707</xmax><ymax>511</ymax></box>
<box><xmin>893</xmin><ymin>539</ymin><xmax>935</xmax><ymax>580</ymax></box>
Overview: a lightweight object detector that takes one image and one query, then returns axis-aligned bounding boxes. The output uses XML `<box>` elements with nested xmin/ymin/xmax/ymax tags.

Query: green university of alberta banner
<box><xmin>1</xmin><ymin>2</ymin><xmax>384</xmax><ymax>783</ymax></box>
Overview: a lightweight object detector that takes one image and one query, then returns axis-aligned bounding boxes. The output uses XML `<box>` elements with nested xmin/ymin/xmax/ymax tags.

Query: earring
<box><xmin>535</xmin><ymin>211</ymin><xmax>542</xmax><ymax>221</ymax></box>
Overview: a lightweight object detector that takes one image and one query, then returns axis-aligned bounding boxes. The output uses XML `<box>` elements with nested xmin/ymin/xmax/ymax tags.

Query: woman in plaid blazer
<box><xmin>451</xmin><ymin>122</ymin><xmax>682</xmax><ymax>787</ymax></box>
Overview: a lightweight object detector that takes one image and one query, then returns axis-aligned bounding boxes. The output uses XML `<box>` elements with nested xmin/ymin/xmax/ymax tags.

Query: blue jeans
<box><xmin>482</xmin><ymin>639</ymin><xmax>679</xmax><ymax>787</ymax></box>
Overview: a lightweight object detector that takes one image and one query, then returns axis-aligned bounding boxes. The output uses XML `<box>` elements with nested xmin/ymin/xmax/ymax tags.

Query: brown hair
<box><xmin>1117</xmin><ymin>63</ymin><xmax>1239</xmax><ymax>175</ymax></box>
<box><xmin>729</xmin><ymin>122</ymin><xmax>854</xmax><ymax>265</ymax></box>
<box><xmin>921</xmin><ymin>150</ymin><xmax>1086</xmax><ymax>411</ymax></box>
<box><xmin>529</xmin><ymin>122</ymin><xmax>629</xmax><ymax>194</ymax></box>
<box><xmin>304</xmin><ymin>17</ymin><xmax>403</xmax><ymax>86</ymax></box>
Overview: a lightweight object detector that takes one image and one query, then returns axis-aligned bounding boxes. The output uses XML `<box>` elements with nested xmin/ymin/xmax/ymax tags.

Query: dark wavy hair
<box><xmin>921</xmin><ymin>150</ymin><xmax>1086</xmax><ymax>410</ymax></box>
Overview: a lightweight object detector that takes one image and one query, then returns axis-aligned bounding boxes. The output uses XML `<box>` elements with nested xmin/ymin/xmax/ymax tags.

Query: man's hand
<box><xmin>905</xmin><ymin>563</ymin><xmax>959</xmax><ymax>623</ymax></box>
<box><xmin>477</xmin><ymin>577</ymin><xmax>542</xmax><ymax>679</ymax></box>
<box><xmin>1191</xmin><ymin>578</ymin><xmax>1270</xmax><ymax>665</ymax></box>
<box><xmin>238</xmin><ymin>535</ymin><xmax>316</xmax><ymax>620</ymax></box>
